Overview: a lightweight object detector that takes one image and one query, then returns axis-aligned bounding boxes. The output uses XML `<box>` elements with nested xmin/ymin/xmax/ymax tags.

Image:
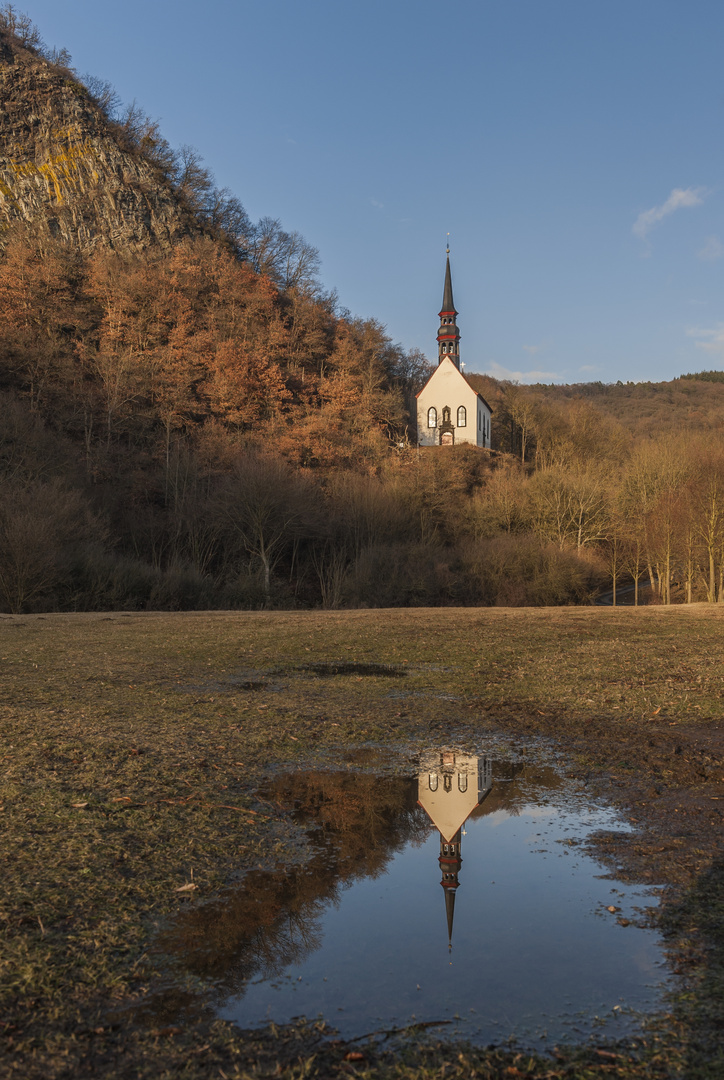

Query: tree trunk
<box><xmin>646</xmin><ymin>560</ymin><xmax>655</xmax><ymax>599</ymax></box>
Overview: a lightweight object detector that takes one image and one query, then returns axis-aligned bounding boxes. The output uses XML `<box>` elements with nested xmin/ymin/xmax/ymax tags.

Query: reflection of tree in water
<box><xmin>157</xmin><ymin>773</ymin><xmax>428</xmax><ymax>996</ymax></box>
<box><xmin>155</xmin><ymin>761</ymin><xmax>566</xmax><ymax>1001</ymax></box>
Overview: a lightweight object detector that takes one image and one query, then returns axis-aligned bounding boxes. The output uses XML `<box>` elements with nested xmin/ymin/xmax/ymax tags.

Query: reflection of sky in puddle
<box><xmin>208</xmin><ymin>754</ymin><xmax>668</xmax><ymax>1046</ymax></box>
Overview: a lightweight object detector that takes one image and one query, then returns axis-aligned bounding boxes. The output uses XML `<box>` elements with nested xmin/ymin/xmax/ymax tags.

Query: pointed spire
<box><xmin>441</xmin><ymin>247</ymin><xmax>456</xmax><ymax>315</ymax></box>
<box><xmin>437</xmin><ymin>243</ymin><xmax>460</xmax><ymax>367</ymax></box>
<box><xmin>445</xmin><ymin>886</ymin><xmax>456</xmax><ymax>951</ymax></box>
<box><xmin>438</xmin><ymin>827</ymin><xmax>462</xmax><ymax>949</ymax></box>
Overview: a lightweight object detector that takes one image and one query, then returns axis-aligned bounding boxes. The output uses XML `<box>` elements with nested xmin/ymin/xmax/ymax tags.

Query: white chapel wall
<box><xmin>417</xmin><ymin>359</ymin><xmax>490</xmax><ymax>447</ymax></box>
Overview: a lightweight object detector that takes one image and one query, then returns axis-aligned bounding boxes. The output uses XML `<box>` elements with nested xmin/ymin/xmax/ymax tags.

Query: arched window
<box><xmin>427</xmin><ymin>407</ymin><xmax>437</xmax><ymax>428</ymax></box>
<box><xmin>457</xmin><ymin>405</ymin><xmax>466</xmax><ymax>427</ymax></box>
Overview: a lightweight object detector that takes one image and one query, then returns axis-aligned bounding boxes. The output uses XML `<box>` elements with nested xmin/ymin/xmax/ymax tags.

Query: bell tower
<box><xmin>437</xmin><ymin>242</ymin><xmax>460</xmax><ymax>370</ymax></box>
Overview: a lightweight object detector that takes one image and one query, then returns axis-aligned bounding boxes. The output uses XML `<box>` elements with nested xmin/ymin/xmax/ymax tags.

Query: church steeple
<box><xmin>439</xmin><ymin>827</ymin><xmax>462</xmax><ymax>951</ymax></box>
<box><xmin>437</xmin><ymin>242</ymin><xmax>461</xmax><ymax>369</ymax></box>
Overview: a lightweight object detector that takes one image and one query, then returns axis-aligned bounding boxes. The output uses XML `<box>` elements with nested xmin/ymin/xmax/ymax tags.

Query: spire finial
<box><xmin>446</xmin><ymin>232</ymin><xmax>450</xmax><ymax>255</ymax></box>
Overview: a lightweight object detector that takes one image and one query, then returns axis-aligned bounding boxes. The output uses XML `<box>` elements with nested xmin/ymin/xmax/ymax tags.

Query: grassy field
<box><xmin>2</xmin><ymin>606</ymin><xmax>724</xmax><ymax>1079</ymax></box>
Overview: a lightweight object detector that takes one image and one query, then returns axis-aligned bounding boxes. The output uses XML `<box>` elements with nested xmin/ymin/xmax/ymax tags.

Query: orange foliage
<box><xmin>205</xmin><ymin>341</ymin><xmax>290</xmax><ymax>426</ymax></box>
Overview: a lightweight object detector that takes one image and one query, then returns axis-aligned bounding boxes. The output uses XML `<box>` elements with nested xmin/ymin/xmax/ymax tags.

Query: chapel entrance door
<box><xmin>441</xmin><ymin>431</ymin><xmax>454</xmax><ymax>445</ymax></box>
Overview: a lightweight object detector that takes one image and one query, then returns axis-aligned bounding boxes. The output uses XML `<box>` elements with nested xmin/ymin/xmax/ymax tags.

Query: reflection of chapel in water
<box><xmin>418</xmin><ymin>752</ymin><xmax>493</xmax><ymax>950</ymax></box>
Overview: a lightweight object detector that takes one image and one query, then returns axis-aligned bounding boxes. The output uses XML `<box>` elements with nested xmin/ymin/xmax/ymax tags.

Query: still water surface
<box><xmin>161</xmin><ymin>752</ymin><xmax>668</xmax><ymax>1046</ymax></box>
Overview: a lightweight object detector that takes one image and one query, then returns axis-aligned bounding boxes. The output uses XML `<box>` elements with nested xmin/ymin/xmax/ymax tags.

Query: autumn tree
<box><xmin>0</xmin><ymin>235</ymin><xmax>82</xmax><ymax>411</ymax></box>
<box><xmin>205</xmin><ymin>340</ymin><xmax>290</xmax><ymax>427</ymax></box>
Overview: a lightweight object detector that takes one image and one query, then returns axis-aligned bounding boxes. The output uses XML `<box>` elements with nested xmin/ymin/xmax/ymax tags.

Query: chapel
<box><xmin>417</xmin><ymin>752</ymin><xmax>493</xmax><ymax>949</ymax></box>
<box><xmin>416</xmin><ymin>249</ymin><xmax>492</xmax><ymax>447</ymax></box>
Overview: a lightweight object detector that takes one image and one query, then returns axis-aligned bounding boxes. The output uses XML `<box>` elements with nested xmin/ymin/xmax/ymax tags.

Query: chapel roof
<box><xmin>415</xmin><ymin>358</ymin><xmax>494</xmax><ymax>413</ymax></box>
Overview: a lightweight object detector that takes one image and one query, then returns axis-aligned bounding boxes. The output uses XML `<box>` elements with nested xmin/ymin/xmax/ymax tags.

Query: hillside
<box><xmin>463</xmin><ymin>371</ymin><xmax>724</xmax><ymax>447</ymax></box>
<box><xmin>0</xmin><ymin>21</ymin><xmax>201</xmax><ymax>254</ymax></box>
<box><xmin>525</xmin><ymin>375</ymin><xmax>724</xmax><ymax>439</ymax></box>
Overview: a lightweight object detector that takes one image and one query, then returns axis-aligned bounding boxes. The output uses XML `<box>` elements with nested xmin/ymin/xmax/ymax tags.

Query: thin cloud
<box><xmin>698</xmin><ymin>235</ymin><xmax>723</xmax><ymax>261</ymax></box>
<box><xmin>632</xmin><ymin>187</ymin><xmax>706</xmax><ymax>241</ymax></box>
<box><xmin>369</xmin><ymin>198</ymin><xmax>384</xmax><ymax>209</ymax></box>
<box><xmin>484</xmin><ymin>360</ymin><xmax>564</xmax><ymax>384</ymax></box>
<box><xmin>687</xmin><ymin>324</ymin><xmax>724</xmax><ymax>354</ymax></box>
<box><xmin>522</xmin><ymin>340</ymin><xmax>553</xmax><ymax>357</ymax></box>
<box><xmin>579</xmin><ymin>364</ymin><xmax>600</xmax><ymax>373</ymax></box>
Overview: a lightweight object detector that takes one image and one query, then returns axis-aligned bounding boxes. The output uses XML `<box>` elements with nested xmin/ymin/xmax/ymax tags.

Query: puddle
<box><xmin>301</xmin><ymin>662</ymin><xmax>406</xmax><ymax>678</ymax></box>
<box><xmin>173</xmin><ymin>675</ymin><xmax>275</xmax><ymax>694</ymax></box>
<box><xmin>154</xmin><ymin>751</ymin><xmax>668</xmax><ymax>1047</ymax></box>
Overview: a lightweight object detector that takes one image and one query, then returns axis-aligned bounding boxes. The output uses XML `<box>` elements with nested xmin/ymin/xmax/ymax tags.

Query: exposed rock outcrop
<box><xmin>0</xmin><ymin>33</ymin><xmax>200</xmax><ymax>254</ymax></box>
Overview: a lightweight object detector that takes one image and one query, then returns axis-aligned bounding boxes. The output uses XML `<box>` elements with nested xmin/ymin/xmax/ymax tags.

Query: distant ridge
<box><xmin>679</xmin><ymin>370</ymin><xmax>724</xmax><ymax>383</ymax></box>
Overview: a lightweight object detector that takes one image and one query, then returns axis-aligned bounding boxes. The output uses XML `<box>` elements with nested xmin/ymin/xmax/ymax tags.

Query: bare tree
<box><xmin>527</xmin><ymin>465</ymin><xmax>609</xmax><ymax>553</ymax></box>
<box><xmin>620</xmin><ymin>437</ymin><xmax>690</xmax><ymax>602</ymax></box>
<box><xmin>217</xmin><ymin>456</ymin><xmax>318</xmax><ymax>602</ymax></box>
<box><xmin>0</xmin><ymin>5</ymin><xmax>43</xmax><ymax>49</ymax></box>
<box><xmin>173</xmin><ymin>145</ymin><xmax>215</xmax><ymax>216</ymax></box>
<box><xmin>0</xmin><ymin>480</ymin><xmax>103</xmax><ymax>613</ymax></box>
<box><xmin>247</xmin><ymin>217</ymin><xmax>321</xmax><ymax>294</ymax></box>
<box><xmin>82</xmin><ymin>74</ymin><xmax>122</xmax><ymax>118</ymax></box>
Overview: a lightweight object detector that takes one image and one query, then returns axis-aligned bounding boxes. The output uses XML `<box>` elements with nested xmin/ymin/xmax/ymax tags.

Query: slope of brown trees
<box><xmin>2</xmin><ymin>224</ymin><xmax>724</xmax><ymax>612</ymax></box>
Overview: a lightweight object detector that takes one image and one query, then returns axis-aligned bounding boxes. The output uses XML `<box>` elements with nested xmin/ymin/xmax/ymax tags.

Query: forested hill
<box><xmin>1</xmin><ymin>9</ymin><xmax>724</xmax><ymax>616</ymax></box>
<box><xmin>465</xmin><ymin>370</ymin><xmax>724</xmax><ymax>454</ymax></box>
<box><xmin>517</xmin><ymin>374</ymin><xmax>724</xmax><ymax>439</ymax></box>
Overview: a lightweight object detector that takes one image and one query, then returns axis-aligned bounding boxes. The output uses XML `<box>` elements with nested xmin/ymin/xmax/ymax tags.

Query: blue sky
<box><xmin>21</xmin><ymin>0</ymin><xmax>724</xmax><ymax>384</ymax></box>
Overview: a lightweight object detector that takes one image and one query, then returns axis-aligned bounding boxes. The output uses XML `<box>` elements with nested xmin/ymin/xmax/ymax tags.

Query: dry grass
<box><xmin>2</xmin><ymin>606</ymin><xmax>723</xmax><ymax>1078</ymax></box>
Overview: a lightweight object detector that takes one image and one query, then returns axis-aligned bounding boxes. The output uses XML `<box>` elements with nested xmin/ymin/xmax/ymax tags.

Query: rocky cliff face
<box><xmin>0</xmin><ymin>34</ymin><xmax>200</xmax><ymax>254</ymax></box>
